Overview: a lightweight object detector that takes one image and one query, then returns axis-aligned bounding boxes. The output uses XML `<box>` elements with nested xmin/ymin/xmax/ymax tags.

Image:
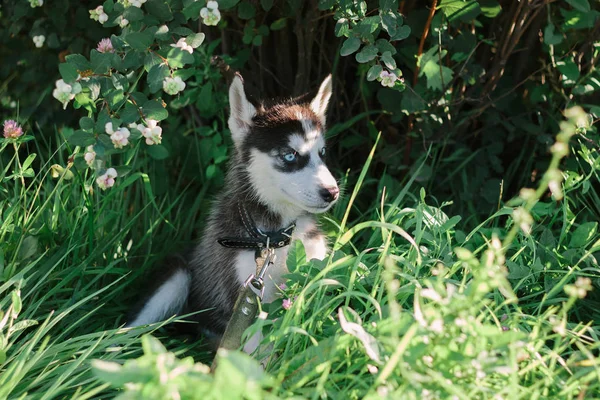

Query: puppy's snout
<box><xmin>319</xmin><ymin>186</ymin><xmax>339</xmax><ymax>203</ymax></box>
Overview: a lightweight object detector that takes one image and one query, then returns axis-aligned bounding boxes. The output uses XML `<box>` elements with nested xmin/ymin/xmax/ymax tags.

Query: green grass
<box><xmin>1</xmin><ymin>114</ymin><xmax>599</xmax><ymax>399</ymax></box>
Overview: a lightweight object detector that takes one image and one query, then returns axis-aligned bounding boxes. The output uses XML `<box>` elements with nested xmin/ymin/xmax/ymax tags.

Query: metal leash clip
<box><xmin>247</xmin><ymin>248</ymin><xmax>275</xmax><ymax>300</ymax></box>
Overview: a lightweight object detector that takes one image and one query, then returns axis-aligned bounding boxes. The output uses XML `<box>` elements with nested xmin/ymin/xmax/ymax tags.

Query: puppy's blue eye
<box><xmin>319</xmin><ymin>147</ymin><xmax>326</xmax><ymax>157</ymax></box>
<box><xmin>283</xmin><ymin>151</ymin><xmax>297</xmax><ymax>162</ymax></box>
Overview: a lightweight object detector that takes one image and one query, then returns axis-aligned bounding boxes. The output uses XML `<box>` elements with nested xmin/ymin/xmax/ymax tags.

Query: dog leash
<box><xmin>211</xmin><ymin>205</ymin><xmax>294</xmax><ymax>371</ymax></box>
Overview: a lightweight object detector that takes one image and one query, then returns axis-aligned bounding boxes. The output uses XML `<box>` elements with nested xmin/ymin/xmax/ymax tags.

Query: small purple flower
<box><xmin>282</xmin><ymin>298</ymin><xmax>292</xmax><ymax>310</ymax></box>
<box><xmin>3</xmin><ymin>120</ymin><xmax>23</xmax><ymax>139</ymax></box>
<box><xmin>278</xmin><ymin>283</ymin><xmax>287</xmax><ymax>291</ymax></box>
<box><xmin>97</xmin><ymin>38</ymin><xmax>114</xmax><ymax>53</ymax></box>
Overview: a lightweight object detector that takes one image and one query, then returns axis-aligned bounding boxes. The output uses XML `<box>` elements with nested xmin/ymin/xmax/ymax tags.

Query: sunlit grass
<box><xmin>1</xmin><ymin>114</ymin><xmax>599</xmax><ymax>399</ymax></box>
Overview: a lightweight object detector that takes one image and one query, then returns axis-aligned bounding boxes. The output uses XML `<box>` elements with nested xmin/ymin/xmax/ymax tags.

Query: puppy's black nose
<box><xmin>319</xmin><ymin>186</ymin><xmax>339</xmax><ymax>202</ymax></box>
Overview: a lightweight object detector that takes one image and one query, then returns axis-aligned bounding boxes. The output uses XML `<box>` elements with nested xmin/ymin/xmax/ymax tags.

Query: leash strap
<box><xmin>210</xmin><ymin>248</ymin><xmax>275</xmax><ymax>371</ymax></box>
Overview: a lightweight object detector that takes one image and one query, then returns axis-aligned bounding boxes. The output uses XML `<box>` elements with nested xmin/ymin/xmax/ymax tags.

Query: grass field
<box><xmin>1</xmin><ymin>110</ymin><xmax>599</xmax><ymax>399</ymax></box>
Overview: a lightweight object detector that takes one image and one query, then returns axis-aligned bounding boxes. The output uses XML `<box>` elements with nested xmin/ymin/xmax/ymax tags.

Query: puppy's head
<box><xmin>228</xmin><ymin>75</ymin><xmax>339</xmax><ymax>215</ymax></box>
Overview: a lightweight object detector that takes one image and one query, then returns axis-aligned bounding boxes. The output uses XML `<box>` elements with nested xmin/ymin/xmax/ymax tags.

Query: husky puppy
<box><xmin>128</xmin><ymin>74</ymin><xmax>339</xmax><ymax>353</ymax></box>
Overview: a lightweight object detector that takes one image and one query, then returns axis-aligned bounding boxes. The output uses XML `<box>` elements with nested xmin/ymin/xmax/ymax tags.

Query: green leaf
<box><xmin>566</xmin><ymin>0</ymin><xmax>590</xmax><ymax>12</ymax></box>
<box><xmin>11</xmin><ymin>290</ymin><xmax>22</xmax><ymax>314</ymax></box>
<box><xmin>74</xmin><ymin>92</ymin><xmax>96</xmax><ymax>113</ymax></box>
<box><xmin>375</xmin><ymin>38</ymin><xmax>396</xmax><ymax>55</ymax></box>
<box><xmin>252</xmin><ymin>35</ymin><xmax>263</xmax><ymax>46</ymax></box>
<box><xmin>556</xmin><ymin>59</ymin><xmax>580</xmax><ymax>86</ymax></box>
<box><xmin>90</xmin><ymin>50</ymin><xmax>113</xmax><ymax>74</ymax></box>
<box><xmin>144</xmin><ymin>52</ymin><xmax>162</xmax><ymax>72</ymax></box>
<box><xmin>561</xmin><ymin>8</ymin><xmax>600</xmax><ymax>30</ymax></box>
<box><xmin>122</xmin><ymin>51</ymin><xmax>145</xmax><ymax>70</ymax></box>
<box><xmin>354</xmin><ymin>16</ymin><xmax>380</xmax><ymax>35</ymax></box>
<box><xmin>335</xmin><ymin>18</ymin><xmax>350</xmax><ymax>37</ymax></box>
<box><xmin>355</xmin><ymin>45</ymin><xmax>378</xmax><ymax>63</ymax></box>
<box><xmin>79</xmin><ymin>117</ymin><xmax>95</xmax><ymax>132</ymax></box>
<box><xmin>167</xmin><ymin>48</ymin><xmax>194</xmax><ymax>69</ymax></box>
<box><xmin>257</xmin><ymin>24</ymin><xmax>269</xmax><ymax>36</ymax></box>
<box><xmin>186</xmin><ymin>33</ymin><xmax>205</xmax><ymax>48</ymax></box>
<box><xmin>381</xmin><ymin>51</ymin><xmax>396</xmax><ymax>69</ymax></box>
<box><xmin>390</xmin><ymin>25</ymin><xmax>411</xmax><ymax>41</ymax></box>
<box><xmin>367</xmin><ymin>64</ymin><xmax>383</xmax><ymax>81</ymax></box>
<box><xmin>286</xmin><ymin>240</ymin><xmax>307</xmax><ymax>272</ymax></box>
<box><xmin>182</xmin><ymin>1</ymin><xmax>202</xmax><ymax>19</ymax></box>
<box><xmin>197</xmin><ymin>82</ymin><xmax>214</xmax><ymax>114</ymax></box>
<box><xmin>59</xmin><ymin>63</ymin><xmax>79</xmax><ymax>84</ymax></box>
<box><xmin>270</xmin><ymin>18</ymin><xmax>287</xmax><ymax>31</ymax></box>
<box><xmin>120</xmin><ymin>103</ymin><xmax>140</xmax><ymax>124</ymax></box>
<box><xmin>172</xmin><ymin>27</ymin><xmax>194</xmax><ymax>36</ymax></box>
<box><xmin>261</xmin><ymin>0</ymin><xmax>273</xmax><ymax>11</ymax></box>
<box><xmin>148</xmin><ymin>64</ymin><xmax>169</xmax><ymax>93</ymax></box>
<box><xmin>419</xmin><ymin>47</ymin><xmax>453</xmax><ymax>91</ymax></box>
<box><xmin>103</xmin><ymin>0</ymin><xmax>114</xmax><ymax>12</ymax></box>
<box><xmin>218</xmin><ymin>0</ymin><xmax>241</xmax><ymax>9</ymax></box>
<box><xmin>238</xmin><ymin>1</ymin><xmax>256</xmax><ymax>19</ymax></box>
<box><xmin>544</xmin><ymin>24</ymin><xmax>563</xmax><ymax>46</ymax></box>
<box><xmin>123</xmin><ymin>6</ymin><xmax>144</xmax><ymax>21</ymax></box>
<box><xmin>125</xmin><ymin>31</ymin><xmax>154</xmax><ymax>51</ymax></box>
<box><xmin>146</xmin><ymin>0</ymin><xmax>173</xmax><ymax>21</ymax></box>
<box><xmin>340</xmin><ymin>37</ymin><xmax>361</xmax><ymax>56</ymax></box>
<box><xmin>141</xmin><ymin>100</ymin><xmax>168</xmax><ymax>121</ymax></box>
<box><xmin>480</xmin><ymin>0</ymin><xmax>502</xmax><ymax>17</ymax></box>
<box><xmin>146</xmin><ymin>144</ymin><xmax>169</xmax><ymax>160</ymax></box>
<box><xmin>399</xmin><ymin>86</ymin><xmax>427</xmax><ymax>113</ymax></box>
<box><xmin>141</xmin><ymin>335</ymin><xmax>167</xmax><ymax>354</ymax></box>
<box><xmin>438</xmin><ymin>0</ymin><xmax>481</xmax><ymax>22</ymax></box>
<box><xmin>68</xmin><ymin>130</ymin><xmax>96</xmax><ymax>147</ymax></box>
<box><xmin>381</xmin><ymin>11</ymin><xmax>397</xmax><ymax>36</ymax></box>
<box><xmin>65</xmin><ymin>54</ymin><xmax>92</xmax><ymax>72</ymax></box>
<box><xmin>105</xmin><ymin>88</ymin><xmax>126</xmax><ymax>109</ymax></box>
<box><xmin>569</xmin><ymin>222</ymin><xmax>597</xmax><ymax>248</ymax></box>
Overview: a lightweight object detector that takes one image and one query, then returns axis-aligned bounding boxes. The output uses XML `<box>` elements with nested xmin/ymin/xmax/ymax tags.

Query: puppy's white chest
<box><xmin>234</xmin><ymin>247</ymin><xmax>288</xmax><ymax>304</ymax></box>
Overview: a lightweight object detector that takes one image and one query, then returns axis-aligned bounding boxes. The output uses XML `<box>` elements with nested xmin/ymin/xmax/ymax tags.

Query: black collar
<box><xmin>217</xmin><ymin>203</ymin><xmax>295</xmax><ymax>250</ymax></box>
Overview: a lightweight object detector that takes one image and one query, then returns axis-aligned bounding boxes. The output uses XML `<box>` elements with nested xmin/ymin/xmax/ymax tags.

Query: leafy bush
<box><xmin>1</xmin><ymin>0</ymin><xmax>599</xmax><ymax>399</ymax></box>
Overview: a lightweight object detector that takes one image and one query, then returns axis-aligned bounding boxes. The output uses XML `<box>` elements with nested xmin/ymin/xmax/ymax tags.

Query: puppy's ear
<box><xmin>228</xmin><ymin>73</ymin><xmax>256</xmax><ymax>145</ymax></box>
<box><xmin>309</xmin><ymin>74</ymin><xmax>332</xmax><ymax>125</ymax></box>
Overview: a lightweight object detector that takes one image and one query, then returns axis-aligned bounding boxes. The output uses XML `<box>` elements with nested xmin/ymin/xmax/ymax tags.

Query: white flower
<box><xmin>379</xmin><ymin>70</ymin><xmax>398</xmax><ymax>88</ymax></box>
<box><xmin>130</xmin><ymin>0</ymin><xmax>147</xmax><ymax>7</ymax></box>
<box><xmin>170</xmin><ymin>38</ymin><xmax>194</xmax><ymax>54</ymax></box>
<box><xmin>105</xmin><ymin>122</ymin><xmax>115</xmax><ymax>135</ymax></box>
<box><xmin>117</xmin><ymin>16</ymin><xmax>129</xmax><ymax>27</ymax></box>
<box><xmin>96</xmin><ymin>168</ymin><xmax>118</xmax><ymax>190</ymax></box>
<box><xmin>110</xmin><ymin>127</ymin><xmax>131</xmax><ymax>149</ymax></box>
<box><xmin>84</xmin><ymin>146</ymin><xmax>96</xmax><ymax>167</ymax></box>
<box><xmin>28</xmin><ymin>0</ymin><xmax>43</xmax><ymax>7</ymax></box>
<box><xmin>52</xmin><ymin>79</ymin><xmax>82</xmax><ymax>109</ymax></box>
<box><xmin>138</xmin><ymin>119</ymin><xmax>162</xmax><ymax>145</ymax></box>
<box><xmin>429</xmin><ymin>318</ymin><xmax>444</xmax><ymax>334</ymax></box>
<box><xmin>200</xmin><ymin>1</ymin><xmax>221</xmax><ymax>26</ymax></box>
<box><xmin>163</xmin><ymin>76</ymin><xmax>186</xmax><ymax>95</ymax></box>
<box><xmin>89</xmin><ymin>6</ymin><xmax>108</xmax><ymax>24</ymax></box>
<box><xmin>32</xmin><ymin>35</ymin><xmax>45</xmax><ymax>48</ymax></box>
